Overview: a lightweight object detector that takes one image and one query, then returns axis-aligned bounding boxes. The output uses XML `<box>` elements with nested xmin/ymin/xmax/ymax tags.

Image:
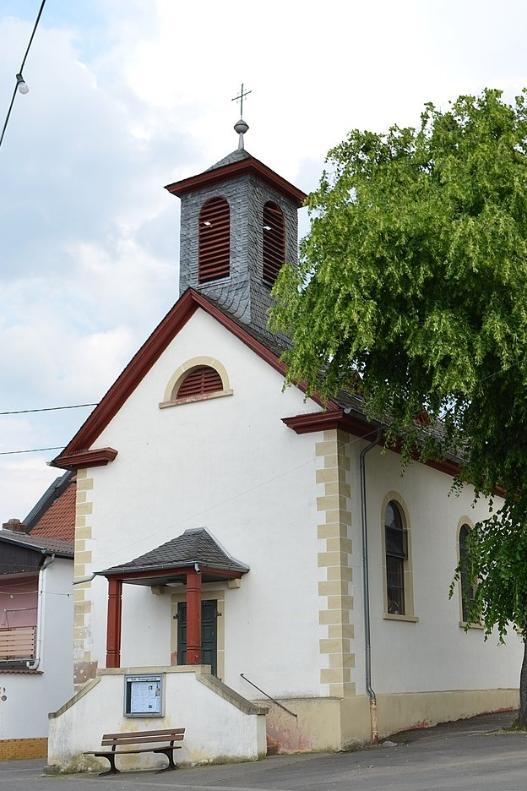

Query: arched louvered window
<box><xmin>175</xmin><ymin>366</ymin><xmax>223</xmax><ymax>400</ymax></box>
<box><xmin>262</xmin><ymin>201</ymin><xmax>285</xmax><ymax>286</ymax></box>
<box><xmin>199</xmin><ymin>197</ymin><xmax>230</xmax><ymax>283</ymax></box>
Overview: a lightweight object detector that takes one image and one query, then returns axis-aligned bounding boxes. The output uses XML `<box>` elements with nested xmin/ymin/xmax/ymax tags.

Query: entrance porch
<box><xmin>99</xmin><ymin>527</ymin><xmax>249</xmax><ymax>671</ymax></box>
<box><xmin>47</xmin><ymin>528</ymin><xmax>266</xmax><ymax>771</ymax></box>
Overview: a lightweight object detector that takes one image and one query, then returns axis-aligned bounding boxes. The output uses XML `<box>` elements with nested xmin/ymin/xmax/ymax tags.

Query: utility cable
<box><xmin>0</xmin><ymin>403</ymin><xmax>98</xmax><ymax>416</ymax></box>
<box><xmin>0</xmin><ymin>446</ymin><xmax>64</xmax><ymax>457</ymax></box>
<box><xmin>0</xmin><ymin>0</ymin><xmax>48</xmax><ymax>149</ymax></box>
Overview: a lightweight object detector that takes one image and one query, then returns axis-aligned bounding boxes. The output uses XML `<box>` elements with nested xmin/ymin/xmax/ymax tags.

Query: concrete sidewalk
<box><xmin>1</xmin><ymin>712</ymin><xmax>527</xmax><ymax>790</ymax></box>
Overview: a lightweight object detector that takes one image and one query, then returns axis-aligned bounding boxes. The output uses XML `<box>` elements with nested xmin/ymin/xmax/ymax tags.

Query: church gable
<box><xmin>52</xmin><ymin>289</ymin><xmax>325</xmax><ymax>471</ymax></box>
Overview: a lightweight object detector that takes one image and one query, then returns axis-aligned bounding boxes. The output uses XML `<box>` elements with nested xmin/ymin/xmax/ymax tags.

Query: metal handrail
<box><xmin>240</xmin><ymin>673</ymin><xmax>297</xmax><ymax>718</ymax></box>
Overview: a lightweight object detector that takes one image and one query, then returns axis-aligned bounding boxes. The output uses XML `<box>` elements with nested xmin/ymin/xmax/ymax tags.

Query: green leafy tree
<box><xmin>271</xmin><ymin>89</ymin><xmax>527</xmax><ymax>726</ymax></box>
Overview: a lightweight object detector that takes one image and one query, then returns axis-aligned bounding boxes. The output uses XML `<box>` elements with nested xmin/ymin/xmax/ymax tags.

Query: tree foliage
<box><xmin>271</xmin><ymin>89</ymin><xmax>527</xmax><ymax>719</ymax></box>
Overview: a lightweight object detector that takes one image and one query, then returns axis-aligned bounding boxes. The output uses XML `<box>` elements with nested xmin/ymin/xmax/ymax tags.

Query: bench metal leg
<box><xmin>99</xmin><ymin>752</ymin><xmax>120</xmax><ymax>776</ymax></box>
<box><xmin>154</xmin><ymin>747</ymin><xmax>178</xmax><ymax>772</ymax></box>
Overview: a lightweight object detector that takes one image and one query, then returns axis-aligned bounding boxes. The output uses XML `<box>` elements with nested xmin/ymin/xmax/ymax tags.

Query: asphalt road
<box><xmin>2</xmin><ymin>712</ymin><xmax>527</xmax><ymax>791</ymax></box>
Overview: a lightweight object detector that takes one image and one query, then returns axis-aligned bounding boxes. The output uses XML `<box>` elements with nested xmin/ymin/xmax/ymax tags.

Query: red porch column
<box><xmin>106</xmin><ymin>577</ymin><xmax>122</xmax><ymax>668</ymax></box>
<box><xmin>186</xmin><ymin>569</ymin><xmax>202</xmax><ymax>664</ymax></box>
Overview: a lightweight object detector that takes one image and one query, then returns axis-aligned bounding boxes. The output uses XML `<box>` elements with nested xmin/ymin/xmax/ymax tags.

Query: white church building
<box><xmin>47</xmin><ymin>118</ymin><xmax>521</xmax><ymax>771</ymax></box>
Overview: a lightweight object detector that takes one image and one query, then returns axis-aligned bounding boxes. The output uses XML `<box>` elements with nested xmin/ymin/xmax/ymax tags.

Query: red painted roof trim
<box><xmin>283</xmin><ymin>409</ymin><xmax>378</xmax><ymax>440</ymax></box>
<box><xmin>51</xmin><ymin>289</ymin><xmax>328</xmax><ymax>469</ymax></box>
<box><xmin>54</xmin><ymin>448</ymin><xmax>118</xmax><ymax>471</ymax></box>
<box><xmin>283</xmin><ymin>409</ymin><xmax>480</xmax><ymax>487</ymax></box>
<box><xmin>284</xmin><ymin>410</ymin><xmax>506</xmax><ymax>494</ymax></box>
<box><xmin>165</xmin><ymin>155</ymin><xmax>307</xmax><ymax>208</ymax></box>
<box><xmin>52</xmin><ymin>290</ymin><xmax>200</xmax><ymax>466</ymax></box>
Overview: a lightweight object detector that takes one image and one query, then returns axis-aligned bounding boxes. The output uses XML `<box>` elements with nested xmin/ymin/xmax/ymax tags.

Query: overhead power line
<box><xmin>0</xmin><ymin>446</ymin><xmax>65</xmax><ymax>457</ymax></box>
<box><xmin>0</xmin><ymin>403</ymin><xmax>98</xmax><ymax>416</ymax></box>
<box><xmin>0</xmin><ymin>0</ymin><xmax>48</xmax><ymax>149</ymax></box>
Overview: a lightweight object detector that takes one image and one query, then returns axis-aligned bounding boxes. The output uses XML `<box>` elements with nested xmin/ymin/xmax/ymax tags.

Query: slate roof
<box><xmin>205</xmin><ymin>293</ymin><xmax>290</xmax><ymax>359</ymax></box>
<box><xmin>100</xmin><ymin>527</ymin><xmax>249</xmax><ymax>576</ymax></box>
<box><xmin>0</xmin><ymin>530</ymin><xmax>73</xmax><ymax>559</ymax></box>
<box><xmin>206</xmin><ymin>148</ymin><xmax>252</xmax><ymax>172</ymax></box>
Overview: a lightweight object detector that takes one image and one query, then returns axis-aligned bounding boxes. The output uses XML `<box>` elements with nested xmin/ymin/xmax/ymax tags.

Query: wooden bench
<box><xmin>84</xmin><ymin>727</ymin><xmax>185</xmax><ymax>775</ymax></box>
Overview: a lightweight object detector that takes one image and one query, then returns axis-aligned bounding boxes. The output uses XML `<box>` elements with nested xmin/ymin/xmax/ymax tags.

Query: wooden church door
<box><xmin>177</xmin><ymin>600</ymin><xmax>218</xmax><ymax>676</ymax></box>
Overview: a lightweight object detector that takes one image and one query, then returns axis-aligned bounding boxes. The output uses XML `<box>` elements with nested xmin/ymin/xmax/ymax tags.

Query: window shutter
<box><xmin>263</xmin><ymin>201</ymin><xmax>285</xmax><ymax>285</ymax></box>
<box><xmin>176</xmin><ymin>366</ymin><xmax>223</xmax><ymax>399</ymax></box>
<box><xmin>199</xmin><ymin>198</ymin><xmax>230</xmax><ymax>283</ymax></box>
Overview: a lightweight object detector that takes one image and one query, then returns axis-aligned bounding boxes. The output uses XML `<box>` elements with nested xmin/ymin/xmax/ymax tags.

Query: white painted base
<box><xmin>48</xmin><ymin>666</ymin><xmax>267</xmax><ymax>772</ymax></box>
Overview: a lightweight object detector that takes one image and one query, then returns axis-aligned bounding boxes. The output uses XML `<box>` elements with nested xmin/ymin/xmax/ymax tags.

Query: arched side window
<box><xmin>199</xmin><ymin>197</ymin><xmax>230</xmax><ymax>283</ymax></box>
<box><xmin>459</xmin><ymin>524</ymin><xmax>474</xmax><ymax>623</ymax></box>
<box><xmin>262</xmin><ymin>201</ymin><xmax>285</xmax><ymax>286</ymax></box>
<box><xmin>174</xmin><ymin>366</ymin><xmax>223</xmax><ymax>400</ymax></box>
<box><xmin>384</xmin><ymin>500</ymin><xmax>408</xmax><ymax>615</ymax></box>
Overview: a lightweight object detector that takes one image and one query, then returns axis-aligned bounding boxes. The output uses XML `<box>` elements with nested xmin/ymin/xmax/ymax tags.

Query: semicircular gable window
<box><xmin>175</xmin><ymin>366</ymin><xmax>223</xmax><ymax>400</ymax></box>
<box><xmin>199</xmin><ymin>197</ymin><xmax>230</xmax><ymax>283</ymax></box>
<box><xmin>262</xmin><ymin>201</ymin><xmax>285</xmax><ymax>286</ymax></box>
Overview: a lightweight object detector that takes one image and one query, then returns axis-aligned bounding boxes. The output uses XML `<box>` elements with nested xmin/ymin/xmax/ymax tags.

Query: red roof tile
<box><xmin>30</xmin><ymin>477</ymin><xmax>76</xmax><ymax>541</ymax></box>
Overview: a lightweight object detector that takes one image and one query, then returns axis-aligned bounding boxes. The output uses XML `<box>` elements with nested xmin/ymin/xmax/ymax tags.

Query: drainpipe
<box><xmin>359</xmin><ymin>431</ymin><xmax>381</xmax><ymax>743</ymax></box>
<box><xmin>26</xmin><ymin>552</ymin><xmax>55</xmax><ymax>671</ymax></box>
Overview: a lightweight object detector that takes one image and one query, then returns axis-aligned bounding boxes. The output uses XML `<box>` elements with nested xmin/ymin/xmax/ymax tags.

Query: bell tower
<box><xmin>165</xmin><ymin>97</ymin><xmax>306</xmax><ymax>338</ymax></box>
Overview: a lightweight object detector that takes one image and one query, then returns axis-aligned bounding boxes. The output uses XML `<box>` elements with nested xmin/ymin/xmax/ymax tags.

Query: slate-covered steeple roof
<box><xmin>206</xmin><ymin>148</ymin><xmax>252</xmax><ymax>171</ymax></box>
<box><xmin>99</xmin><ymin>527</ymin><xmax>249</xmax><ymax>577</ymax></box>
<box><xmin>165</xmin><ymin>150</ymin><xmax>306</xmax><ymax>206</ymax></box>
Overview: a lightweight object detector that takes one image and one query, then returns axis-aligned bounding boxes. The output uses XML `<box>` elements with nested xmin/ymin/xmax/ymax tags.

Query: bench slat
<box><xmin>101</xmin><ymin>735</ymin><xmax>184</xmax><ymax>746</ymax></box>
<box><xmin>88</xmin><ymin>746</ymin><xmax>182</xmax><ymax>756</ymax></box>
<box><xmin>102</xmin><ymin>728</ymin><xmax>184</xmax><ymax>740</ymax></box>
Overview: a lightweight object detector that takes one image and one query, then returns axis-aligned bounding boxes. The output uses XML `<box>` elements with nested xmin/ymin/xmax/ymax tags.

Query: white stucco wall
<box><xmin>0</xmin><ymin>558</ymin><xmax>73</xmax><ymax>739</ymax></box>
<box><xmin>348</xmin><ymin>440</ymin><xmax>523</xmax><ymax>697</ymax></box>
<box><xmin>48</xmin><ymin>666</ymin><xmax>267</xmax><ymax>770</ymax></box>
<box><xmin>83</xmin><ymin>308</ymin><xmax>323</xmax><ymax>699</ymax></box>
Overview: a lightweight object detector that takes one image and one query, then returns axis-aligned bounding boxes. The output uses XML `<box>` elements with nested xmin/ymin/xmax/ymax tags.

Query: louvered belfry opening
<box><xmin>198</xmin><ymin>197</ymin><xmax>230</xmax><ymax>283</ymax></box>
<box><xmin>262</xmin><ymin>201</ymin><xmax>285</xmax><ymax>286</ymax></box>
<box><xmin>176</xmin><ymin>366</ymin><xmax>223</xmax><ymax>399</ymax></box>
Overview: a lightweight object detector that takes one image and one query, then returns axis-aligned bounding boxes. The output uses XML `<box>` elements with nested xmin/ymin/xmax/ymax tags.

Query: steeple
<box><xmin>165</xmin><ymin>95</ymin><xmax>306</xmax><ymax>338</ymax></box>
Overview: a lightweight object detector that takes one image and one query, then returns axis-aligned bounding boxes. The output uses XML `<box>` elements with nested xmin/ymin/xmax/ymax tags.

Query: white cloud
<box><xmin>0</xmin><ymin>457</ymin><xmax>58</xmax><ymax>523</ymax></box>
<box><xmin>0</xmin><ymin>418</ymin><xmax>63</xmax><ymax>522</ymax></box>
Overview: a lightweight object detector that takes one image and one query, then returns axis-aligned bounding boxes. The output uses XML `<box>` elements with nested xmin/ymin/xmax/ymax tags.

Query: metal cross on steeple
<box><xmin>231</xmin><ymin>83</ymin><xmax>252</xmax><ymax>151</ymax></box>
<box><xmin>231</xmin><ymin>82</ymin><xmax>252</xmax><ymax>119</ymax></box>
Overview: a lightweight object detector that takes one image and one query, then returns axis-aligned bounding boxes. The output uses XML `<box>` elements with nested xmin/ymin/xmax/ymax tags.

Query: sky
<box><xmin>0</xmin><ymin>0</ymin><xmax>526</xmax><ymax>520</ymax></box>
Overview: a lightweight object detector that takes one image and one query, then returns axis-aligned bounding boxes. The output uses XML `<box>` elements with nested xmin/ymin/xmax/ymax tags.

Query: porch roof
<box><xmin>98</xmin><ymin>528</ymin><xmax>249</xmax><ymax>585</ymax></box>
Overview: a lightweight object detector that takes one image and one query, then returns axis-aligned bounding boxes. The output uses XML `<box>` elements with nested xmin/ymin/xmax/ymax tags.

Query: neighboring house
<box><xmin>0</xmin><ymin>474</ymin><xmax>74</xmax><ymax>760</ymax></box>
<box><xmin>47</xmin><ymin>124</ymin><xmax>523</xmax><ymax>771</ymax></box>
